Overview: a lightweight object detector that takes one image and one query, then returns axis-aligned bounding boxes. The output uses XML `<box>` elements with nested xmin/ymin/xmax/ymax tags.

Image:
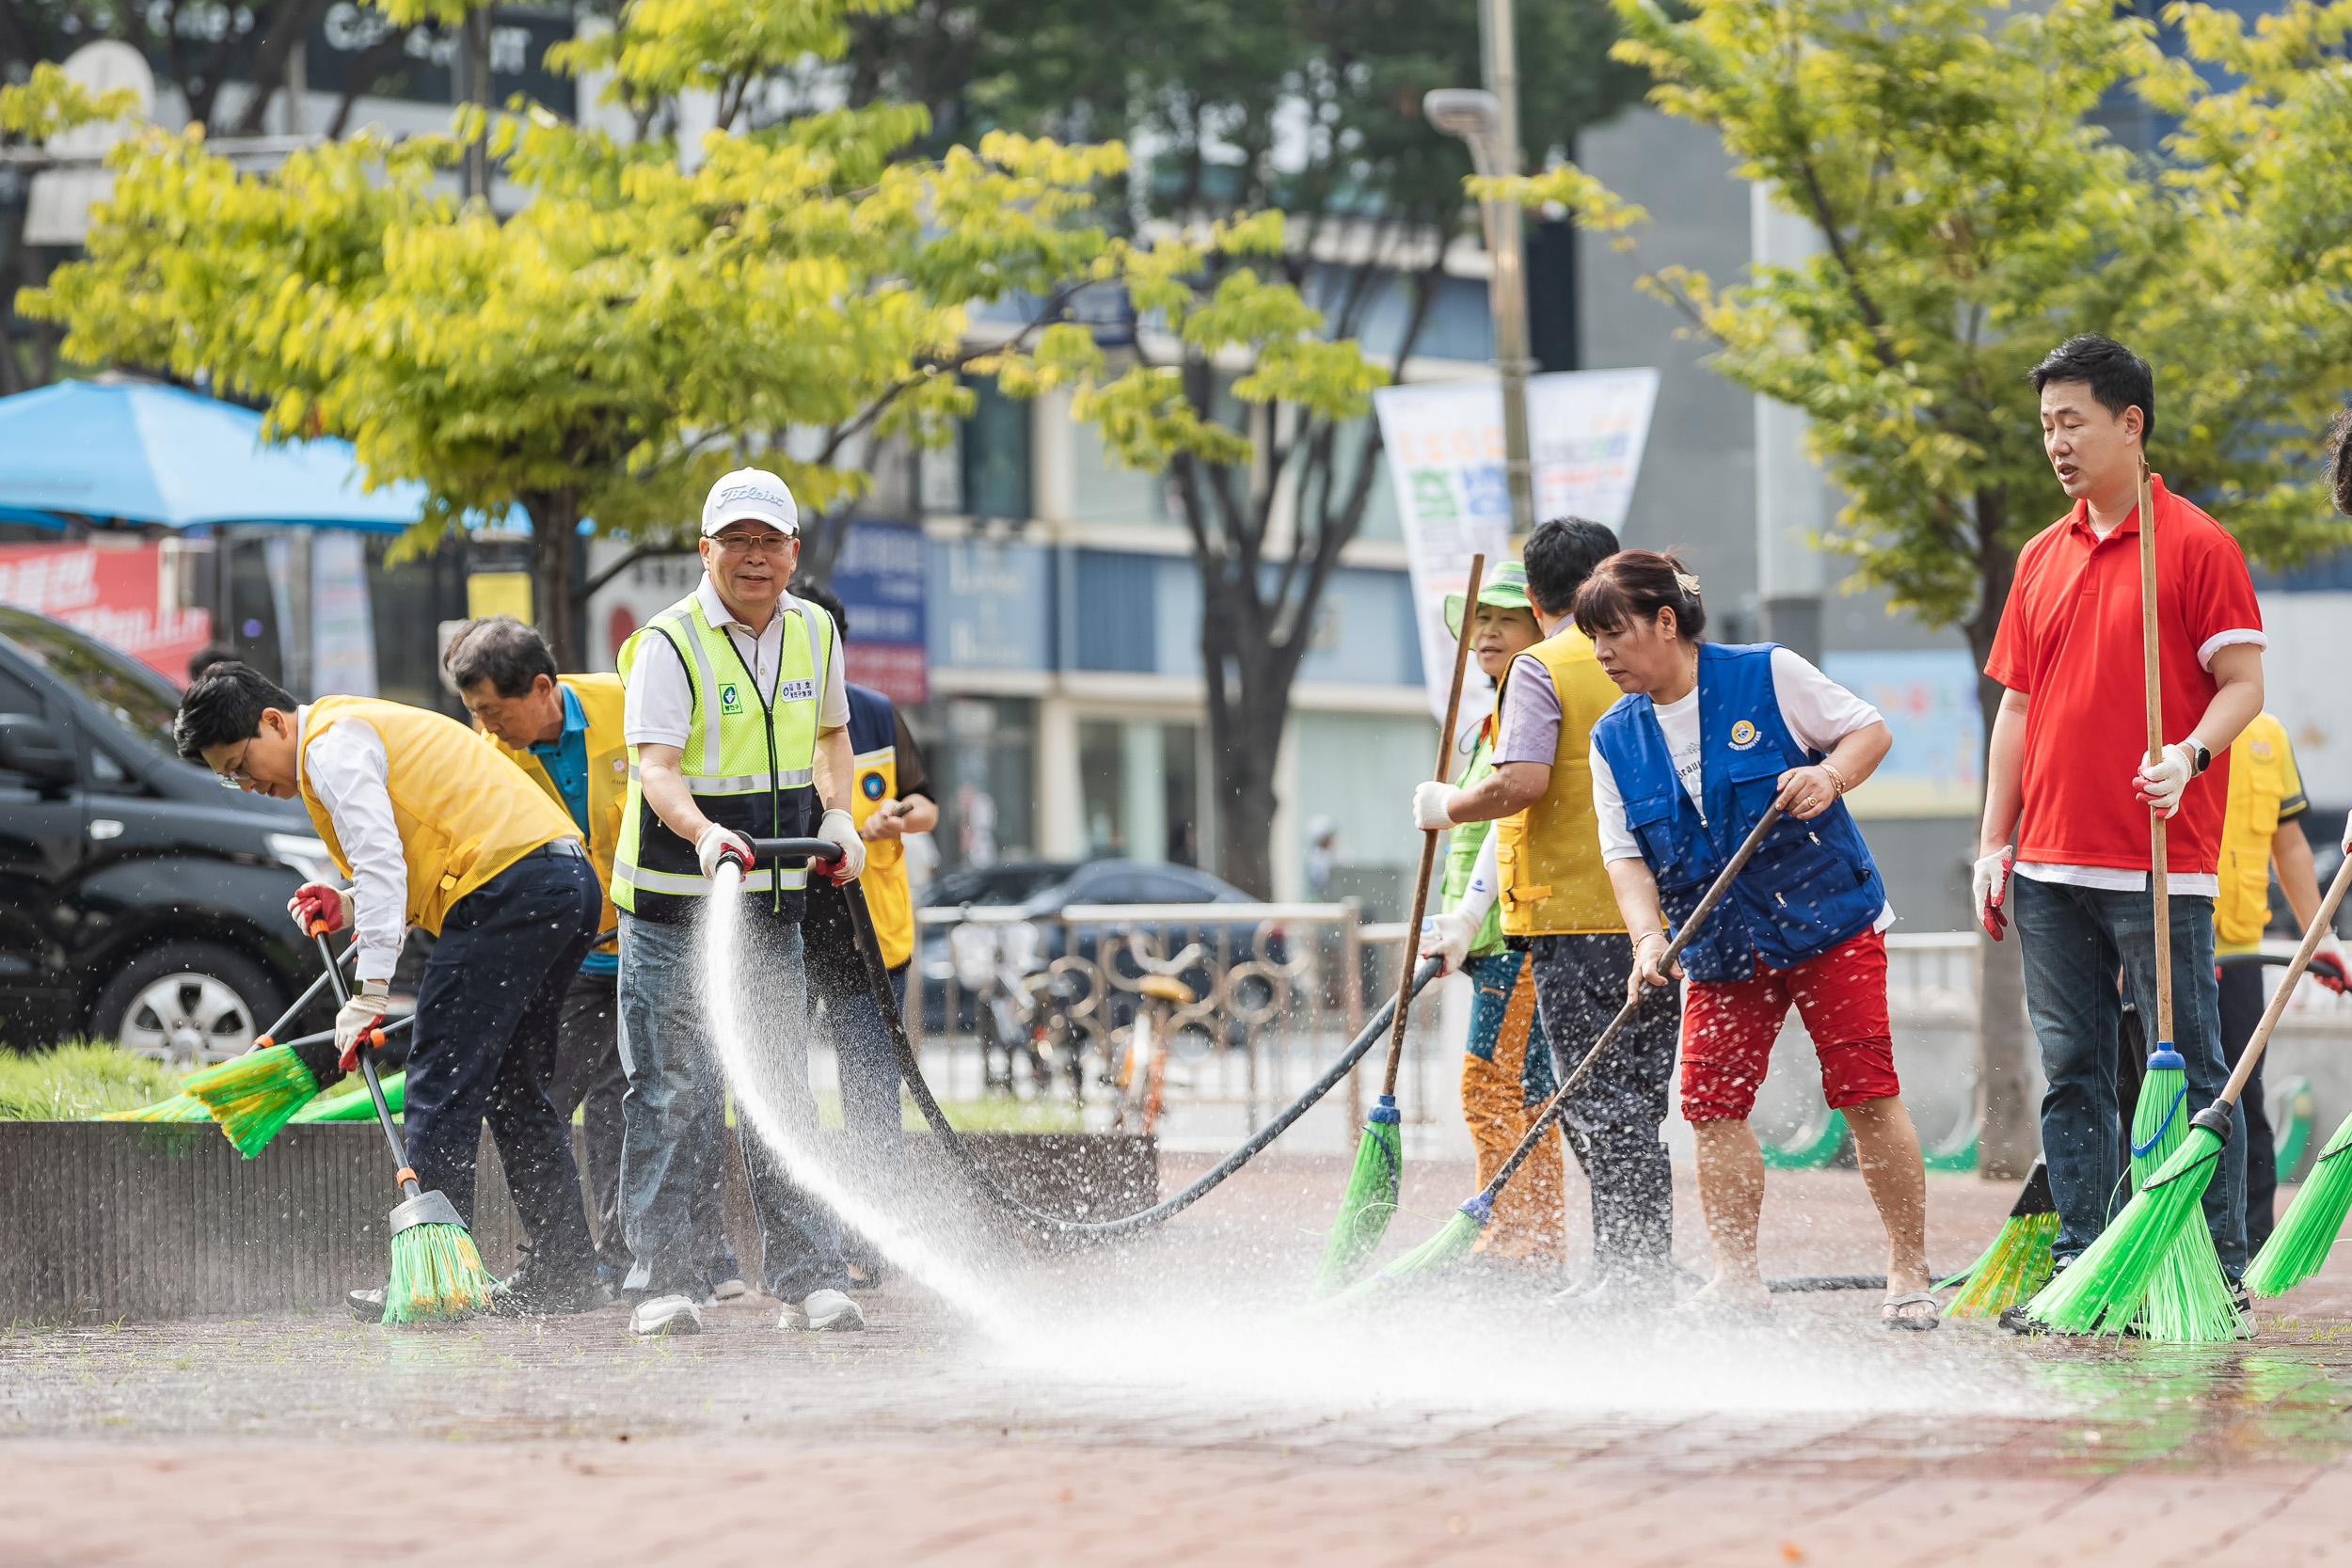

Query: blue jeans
<box><xmin>617</xmin><ymin>912</ymin><xmax>850</xmax><ymax>1302</ymax></box>
<box><xmin>403</xmin><ymin>847</ymin><xmax>601</xmax><ymax>1281</ymax></box>
<box><xmin>2012</xmin><ymin>876</ymin><xmax>2246</xmax><ymax>1273</ymax></box>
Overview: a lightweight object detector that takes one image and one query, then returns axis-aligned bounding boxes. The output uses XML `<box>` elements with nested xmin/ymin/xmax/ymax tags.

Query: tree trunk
<box><xmin>1966</xmin><ymin>485</ymin><xmax>2035</xmax><ymax>1180</ymax></box>
<box><xmin>528</xmin><ymin>491</ymin><xmax>580</xmax><ymax>670</ymax></box>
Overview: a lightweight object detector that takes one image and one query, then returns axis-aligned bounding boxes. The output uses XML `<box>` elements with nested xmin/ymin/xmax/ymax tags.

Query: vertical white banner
<box><xmin>1374</xmin><ymin>368</ymin><xmax>1661</xmax><ymax>721</ymax></box>
<box><xmin>310</xmin><ymin>531</ymin><xmax>377</xmax><ymax>697</ymax></box>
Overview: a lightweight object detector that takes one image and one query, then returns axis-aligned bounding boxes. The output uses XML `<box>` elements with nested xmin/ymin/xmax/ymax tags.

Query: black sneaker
<box><xmin>348</xmin><ymin>1287</ymin><xmax>387</xmax><ymax>1324</ymax></box>
<box><xmin>1996</xmin><ymin>1303</ymin><xmax>2046</xmax><ymax>1336</ymax></box>
<box><xmin>493</xmin><ymin>1254</ymin><xmax>612</xmax><ymax>1318</ymax></box>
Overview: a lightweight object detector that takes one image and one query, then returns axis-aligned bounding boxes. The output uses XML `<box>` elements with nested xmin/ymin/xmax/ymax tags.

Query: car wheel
<box><xmin>89</xmin><ymin>942</ymin><xmax>287</xmax><ymax>1068</ymax></box>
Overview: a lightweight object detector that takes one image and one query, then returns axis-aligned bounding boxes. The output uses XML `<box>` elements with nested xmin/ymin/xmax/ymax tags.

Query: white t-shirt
<box><xmin>623</xmin><ymin>576</ymin><xmax>851</xmax><ymax>749</ymax></box>
<box><xmin>1588</xmin><ymin>646</ymin><xmax>1894</xmax><ymax>928</ymax></box>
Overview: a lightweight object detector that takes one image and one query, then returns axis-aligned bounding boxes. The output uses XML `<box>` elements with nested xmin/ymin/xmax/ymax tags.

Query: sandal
<box><xmin>1882</xmin><ymin>1291</ymin><xmax>1941</xmax><ymax>1330</ymax></box>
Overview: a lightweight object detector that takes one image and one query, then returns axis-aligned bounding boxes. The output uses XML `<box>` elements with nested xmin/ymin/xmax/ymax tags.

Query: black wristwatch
<box><xmin>2186</xmin><ymin>739</ymin><xmax>2212</xmax><ymax>776</ymax></box>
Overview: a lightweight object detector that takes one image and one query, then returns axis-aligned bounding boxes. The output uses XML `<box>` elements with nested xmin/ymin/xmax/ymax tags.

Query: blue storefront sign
<box><xmin>834</xmin><ymin>519</ymin><xmax>930</xmax><ymax>703</ymax></box>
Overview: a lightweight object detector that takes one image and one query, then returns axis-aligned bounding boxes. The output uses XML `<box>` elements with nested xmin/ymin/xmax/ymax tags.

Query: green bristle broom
<box><xmin>186</xmin><ymin>1016</ymin><xmax>413</xmax><ymax>1156</ymax></box>
<box><xmin>1937</xmin><ymin>1161</ymin><xmax>2058</xmax><ymax>1319</ymax></box>
<box><xmin>2118</xmin><ymin>460</ymin><xmax>2238</xmax><ymax>1343</ymax></box>
<box><xmin>2029</xmin><ymin>853</ymin><xmax>2352</xmax><ymax>1335</ymax></box>
<box><xmin>99</xmin><ymin>1092</ymin><xmax>214</xmax><ymax>1122</ymax></box>
<box><xmin>305</xmin><ymin>923</ymin><xmax>495</xmax><ymax>1323</ymax></box>
<box><xmin>1323</xmin><ymin>800</ymin><xmax>1785</xmax><ymax>1309</ymax></box>
<box><xmin>1314</xmin><ymin>553</ymin><xmax>1484</xmax><ymax>1296</ymax></box>
<box><xmin>2245</xmin><ymin>1109</ymin><xmax>2352</xmax><ymax>1298</ymax></box>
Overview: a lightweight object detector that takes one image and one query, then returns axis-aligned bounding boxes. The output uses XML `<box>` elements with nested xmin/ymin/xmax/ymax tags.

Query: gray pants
<box><xmin>547</xmin><ymin>967</ymin><xmax>729</xmax><ymax>1278</ymax></box>
<box><xmin>1526</xmin><ymin>932</ymin><xmax>1678</xmax><ymax>1276</ymax></box>
<box><xmin>616</xmin><ymin>911</ymin><xmax>849</xmax><ymax>1302</ymax></box>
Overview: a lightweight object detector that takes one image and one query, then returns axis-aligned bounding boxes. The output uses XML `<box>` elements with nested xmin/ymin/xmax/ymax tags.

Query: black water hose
<box><xmin>755</xmin><ymin>837</ymin><xmax>1442</xmax><ymax>1239</ymax></box>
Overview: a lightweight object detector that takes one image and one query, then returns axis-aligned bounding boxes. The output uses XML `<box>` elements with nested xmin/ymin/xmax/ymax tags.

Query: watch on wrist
<box><xmin>2186</xmin><ymin>739</ymin><xmax>2212</xmax><ymax>776</ymax></box>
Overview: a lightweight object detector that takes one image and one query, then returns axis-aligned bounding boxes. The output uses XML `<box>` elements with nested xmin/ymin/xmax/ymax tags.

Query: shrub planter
<box><xmin>0</xmin><ymin>1122</ymin><xmax>1156</xmax><ymax>1322</ymax></box>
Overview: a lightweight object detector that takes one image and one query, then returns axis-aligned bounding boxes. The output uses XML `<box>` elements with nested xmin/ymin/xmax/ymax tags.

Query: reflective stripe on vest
<box><xmin>612</xmin><ymin>590</ymin><xmax>831</xmax><ymax>919</ymax></box>
<box><xmin>1587</xmin><ymin>641</ymin><xmax>1883</xmax><ymax>982</ymax></box>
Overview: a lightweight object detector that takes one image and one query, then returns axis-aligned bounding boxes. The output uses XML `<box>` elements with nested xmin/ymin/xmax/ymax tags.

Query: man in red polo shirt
<box><xmin>1974</xmin><ymin>335</ymin><xmax>2266</xmax><ymax>1312</ymax></box>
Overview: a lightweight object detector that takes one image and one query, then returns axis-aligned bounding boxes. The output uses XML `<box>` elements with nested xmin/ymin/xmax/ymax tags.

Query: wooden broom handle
<box><xmin>2220</xmin><ymin>853</ymin><xmax>2352</xmax><ymax>1109</ymax></box>
<box><xmin>1381</xmin><ymin>551</ymin><xmax>1486</xmax><ymax>1096</ymax></box>
<box><xmin>2138</xmin><ymin>460</ymin><xmax>2172</xmax><ymax>1043</ymax></box>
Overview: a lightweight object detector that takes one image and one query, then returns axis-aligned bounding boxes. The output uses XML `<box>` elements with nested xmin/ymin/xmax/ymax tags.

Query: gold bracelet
<box><xmin>1820</xmin><ymin>761</ymin><xmax>1849</xmax><ymax>796</ymax></box>
<box><xmin>1632</xmin><ymin>928</ymin><xmax>1669</xmax><ymax>945</ymax></box>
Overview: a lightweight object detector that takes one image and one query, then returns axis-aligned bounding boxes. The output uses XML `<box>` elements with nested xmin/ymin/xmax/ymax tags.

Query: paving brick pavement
<box><xmin>4</xmin><ymin>1156</ymin><xmax>2351</xmax><ymax>1565</ymax></box>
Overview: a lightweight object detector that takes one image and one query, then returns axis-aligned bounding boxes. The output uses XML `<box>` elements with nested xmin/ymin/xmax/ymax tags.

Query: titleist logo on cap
<box><xmin>717</xmin><ymin>482</ymin><xmax>783</xmax><ymax>507</ymax></box>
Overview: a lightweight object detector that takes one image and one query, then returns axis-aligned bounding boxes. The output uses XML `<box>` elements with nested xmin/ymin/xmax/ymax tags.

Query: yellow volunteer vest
<box><xmin>483</xmin><ymin>673</ymin><xmax>628</xmax><ymax>944</ymax></box>
<box><xmin>850</xmin><ymin>727</ymin><xmax>913</xmax><ymax>969</ymax></box>
<box><xmin>612</xmin><ymin>588</ymin><xmax>832</xmax><ymax>918</ymax></box>
<box><xmin>2215</xmin><ymin>712</ymin><xmax>2300</xmax><ymax>954</ymax></box>
<box><xmin>297</xmin><ymin>695</ymin><xmax>576</xmax><ymax>936</ymax></box>
<box><xmin>1496</xmin><ymin>627</ymin><xmax>1625</xmax><ymax>936</ymax></box>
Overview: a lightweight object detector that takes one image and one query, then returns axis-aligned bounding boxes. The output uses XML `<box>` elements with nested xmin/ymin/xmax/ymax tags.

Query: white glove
<box><xmin>1412</xmin><ymin>781</ymin><xmax>1460</xmax><ymax>832</ymax></box>
<box><xmin>1418</xmin><ymin>909</ymin><xmax>1477</xmax><ymax>974</ymax></box>
<box><xmin>1972</xmin><ymin>847</ymin><xmax>2014</xmax><ymax>941</ymax></box>
<box><xmin>695</xmin><ymin>824</ymin><xmax>755</xmax><ymax>879</ymax></box>
<box><xmin>2135</xmin><ymin>741</ymin><xmax>2196</xmax><ymax>819</ymax></box>
<box><xmin>817</xmin><ymin>807</ymin><xmax>866</xmax><ymax>886</ymax></box>
<box><xmin>334</xmin><ymin>979</ymin><xmax>390</xmax><ymax>1071</ymax></box>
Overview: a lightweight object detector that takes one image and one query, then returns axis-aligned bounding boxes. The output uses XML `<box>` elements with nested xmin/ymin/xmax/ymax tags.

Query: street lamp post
<box><xmin>1425</xmin><ymin>0</ymin><xmax>1536</xmax><ymax>544</ymax></box>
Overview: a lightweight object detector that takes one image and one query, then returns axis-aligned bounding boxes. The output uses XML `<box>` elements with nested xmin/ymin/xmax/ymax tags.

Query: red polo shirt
<box><xmin>1984</xmin><ymin>475</ymin><xmax>2265</xmax><ymax>878</ymax></box>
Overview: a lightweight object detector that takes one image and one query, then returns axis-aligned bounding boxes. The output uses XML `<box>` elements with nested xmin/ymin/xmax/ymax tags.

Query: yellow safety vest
<box><xmin>1496</xmin><ymin>627</ymin><xmax>1625</xmax><ymax>936</ymax></box>
<box><xmin>482</xmin><ymin>673</ymin><xmax>628</xmax><ymax>946</ymax></box>
<box><xmin>847</xmin><ymin>694</ymin><xmax>914</xmax><ymax>969</ymax></box>
<box><xmin>297</xmin><ymin>695</ymin><xmax>577</xmax><ymax>936</ymax></box>
<box><xmin>2215</xmin><ymin>712</ymin><xmax>2305</xmax><ymax>955</ymax></box>
<box><xmin>612</xmin><ymin>588</ymin><xmax>833</xmax><ymax>921</ymax></box>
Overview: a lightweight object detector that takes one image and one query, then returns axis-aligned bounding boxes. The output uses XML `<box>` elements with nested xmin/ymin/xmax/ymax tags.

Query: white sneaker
<box><xmin>779</xmin><ymin>1288</ymin><xmax>865</xmax><ymax>1331</ymax></box>
<box><xmin>628</xmin><ymin>1293</ymin><xmax>704</xmax><ymax>1338</ymax></box>
<box><xmin>712</xmin><ymin>1276</ymin><xmax>748</xmax><ymax>1301</ymax></box>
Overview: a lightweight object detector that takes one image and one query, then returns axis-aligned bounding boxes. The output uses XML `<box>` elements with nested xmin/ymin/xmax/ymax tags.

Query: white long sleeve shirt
<box><xmin>295</xmin><ymin>706</ymin><xmax>406</xmax><ymax>984</ymax></box>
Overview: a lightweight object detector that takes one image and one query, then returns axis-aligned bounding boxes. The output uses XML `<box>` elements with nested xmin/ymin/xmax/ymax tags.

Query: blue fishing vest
<box><xmin>1588</xmin><ymin>642</ymin><xmax>1884</xmax><ymax>983</ymax></box>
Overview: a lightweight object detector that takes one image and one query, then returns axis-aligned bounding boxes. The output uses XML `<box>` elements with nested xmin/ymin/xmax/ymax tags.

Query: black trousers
<box><xmin>401</xmin><ymin>847</ymin><xmax>600</xmax><ymax>1281</ymax></box>
<box><xmin>546</xmin><ymin>967</ymin><xmax>730</xmax><ymax>1275</ymax></box>
<box><xmin>2217</xmin><ymin>960</ymin><xmax>2279</xmax><ymax>1251</ymax></box>
<box><xmin>1525</xmin><ymin>932</ymin><xmax>1679</xmax><ymax>1275</ymax></box>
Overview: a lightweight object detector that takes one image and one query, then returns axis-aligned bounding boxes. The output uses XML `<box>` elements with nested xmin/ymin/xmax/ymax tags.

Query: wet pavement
<box><xmin>5</xmin><ymin>1156</ymin><xmax>2352</xmax><ymax>1564</ymax></box>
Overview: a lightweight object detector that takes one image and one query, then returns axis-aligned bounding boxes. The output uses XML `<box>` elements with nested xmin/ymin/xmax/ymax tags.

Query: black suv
<box><xmin>0</xmin><ymin>607</ymin><xmax>327</xmax><ymax>1061</ymax></box>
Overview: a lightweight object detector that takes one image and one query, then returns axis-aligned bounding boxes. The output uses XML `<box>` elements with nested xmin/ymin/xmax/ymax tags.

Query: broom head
<box><xmin>2245</xmin><ymin>1110</ymin><xmax>2352</xmax><ymax>1298</ymax></box>
<box><xmin>382</xmin><ymin>1189</ymin><xmax>498</xmax><ymax>1324</ymax></box>
<box><xmin>2027</xmin><ymin>1117</ymin><xmax>2226</xmax><ymax>1336</ymax></box>
<box><xmin>184</xmin><ymin>1036</ymin><xmax>344</xmax><ymax>1157</ymax></box>
<box><xmin>1317</xmin><ymin>1195</ymin><xmax>1492</xmax><ymax>1311</ymax></box>
<box><xmin>1940</xmin><ymin>1212</ymin><xmax>2058</xmax><ymax>1318</ymax></box>
<box><xmin>1312</xmin><ymin>1097</ymin><xmax>1403</xmax><ymax>1296</ymax></box>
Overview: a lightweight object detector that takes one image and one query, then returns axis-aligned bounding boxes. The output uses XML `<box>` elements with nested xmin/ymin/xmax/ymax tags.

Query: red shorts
<box><xmin>1679</xmin><ymin>927</ymin><xmax>1899</xmax><ymax>1123</ymax></box>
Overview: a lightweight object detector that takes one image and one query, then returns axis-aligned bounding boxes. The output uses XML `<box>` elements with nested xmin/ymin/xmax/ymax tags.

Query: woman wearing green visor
<box><xmin>1419</xmin><ymin>561</ymin><xmax>1566</xmax><ymax>1267</ymax></box>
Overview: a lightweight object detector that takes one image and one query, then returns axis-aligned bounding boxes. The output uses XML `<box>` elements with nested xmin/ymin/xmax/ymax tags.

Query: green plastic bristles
<box><xmin>1313</xmin><ymin>1103</ymin><xmax>1402</xmax><ymax>1295</ymax></box>
<box><xmin>1941</xmin><ymin>1212</ymin><xmax>2058</xmax><ymax>1319</ymax></box>
<box><xmin>1317</xmin><ymin>1199</ymin><xmax>1489</xmax><ymax>1310</ymax></box>
<box><xmin>293</xmin><ymin>1071</ymin><xmax>404</xmax><ymax>1122</ymax></box>
<box><xmin>2125</xmin><ymin>1052</ymin><xmax>2232</xmax><ymax>1338</ymax></box>
<box><xmin>2027</xmin><ymin>1125</ymin><xmax>2227</xmax><ymax>1336</ymax></box>
<box><xmin>184</xmin><ymin>1037</ymin><xmax>338</xmax><ymax>1157</ymax></box>
<box><xmin>1938</xmin><ymin>1162</ymin><xmax>2058</xmax><ymax>1319</ymax></box>
<box><xmin>385</xmin><ymin>1222</ymin><xmax>498</xmax><ymax>1323</ymax></box>
<box><xmin>98</xmin><ymin>1092</ymin><xmax>213</xmax><ymax>1122</ymax></box>
<box><xmin>2245</xmin><ymin>1111</ymin><xmax>2352</xmax><ymax>1298</ymax></box>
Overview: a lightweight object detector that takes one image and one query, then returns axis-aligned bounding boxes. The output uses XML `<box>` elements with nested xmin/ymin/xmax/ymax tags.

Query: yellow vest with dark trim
<box><xmin>297</xmin><ymin>695</ymin><xmax>576</xmax><ymax>936</ymax></box>
<box><xmin>1495</xmin><ymin>627</ymin><xmax>1625</xmax><ymax>936</ymax></box>
<box><xmin>612</xmin><ymin>589</ymin><xmax>833</xmax><ymax>922</ymax></box>
<box><xmin>2215</xmin><ymin>712</ymin><xmax>2301</xmax><ymax>955</ymax></box>
<box><xmin>483</xmin><ymin>673</ymin><xmax>628</xmax><ymax>944</ymax></box>
<box><xmin>846</xmin><ymin>684</ymin><xmax>914</xmax><ymax>969</ymax></box>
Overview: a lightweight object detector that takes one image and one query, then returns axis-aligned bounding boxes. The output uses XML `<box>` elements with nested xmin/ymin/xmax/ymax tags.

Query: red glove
<box><xmin>291</xmin><ymin>882</ymin><xmax>354</xmax><ymax>935</ymax></box>
<box><xmin>2309</xmin><ymin>951</ymin><xmax>2349</xmax><ymax>995</ymax></box>
<box><xmin>1973</xmin><ymin>847</ymin><xmax>2014</xmax><ymax>942</ymax></box>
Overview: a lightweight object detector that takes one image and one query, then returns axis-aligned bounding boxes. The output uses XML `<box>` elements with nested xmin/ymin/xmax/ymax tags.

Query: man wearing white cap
<box><xmin>612</xmin><ymin>467</ymin><xmax>869</xmax><ymax>1338</ymax></box>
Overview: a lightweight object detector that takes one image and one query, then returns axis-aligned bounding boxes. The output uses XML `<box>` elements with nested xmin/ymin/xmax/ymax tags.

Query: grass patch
<box><xmin>0</xmin><ymin>1041</ymin><xmax>188</xmax><ymax>1119</ymax></box>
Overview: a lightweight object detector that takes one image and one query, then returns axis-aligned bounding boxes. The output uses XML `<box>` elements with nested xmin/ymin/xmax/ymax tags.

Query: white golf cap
<box><xmin>701</xmin><ymin>468</ymin><xmax>800</xmax><ymax>537</ymax></box>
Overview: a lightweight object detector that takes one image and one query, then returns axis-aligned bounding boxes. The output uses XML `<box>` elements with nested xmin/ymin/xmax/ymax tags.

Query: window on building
<box><xmin>1078</xmin><ymin>717</ymin><xmax>1201</xmax><ymax>866</ymax></box>
<box><xmin>914</xmin><ymin>694</ymin><xmax>1037</xmax><ymax>872</ymax></box>
<box><xmin>961</xmin><ymin>379</ymin><xmax>1033</xmax><ymax>519</ymax></box>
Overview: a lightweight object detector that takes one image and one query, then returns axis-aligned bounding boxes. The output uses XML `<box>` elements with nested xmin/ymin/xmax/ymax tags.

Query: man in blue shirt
<box><xmin>445</xmin><ymin>617</ymin><xmax>738</xmax><ymax>1296</ymax></box>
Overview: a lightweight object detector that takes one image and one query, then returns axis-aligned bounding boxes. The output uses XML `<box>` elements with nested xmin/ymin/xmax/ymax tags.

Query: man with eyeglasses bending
<box><xmin>172</xmin><ymin>660</ymin><xmax>607</xmax><ymax>1322</ymax></box>
<box><xmin>611</xmin><ymin>467</ymin><xmax>869</xmax><ymax>1338</ymax></box>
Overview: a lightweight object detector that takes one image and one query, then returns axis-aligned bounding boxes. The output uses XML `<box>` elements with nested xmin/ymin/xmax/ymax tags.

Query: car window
<box><xmin>1071</xmin><ymin>869</ymin><xmax>1143</xmax><ymax>903</ymax></box>
<box><xmin>1140</xmin><ymin>871</ymin><xmax>1214</xmax><ymax>903</ymax></box>
<box><xmin>0</xmin><ymin>610</ymin><xmax>181</xmax><ymax>760</ymax></box>
<box><xmin>0</xmin><ymin>665</ymin><xmax>44</xmax><ymax>720</ymax></box>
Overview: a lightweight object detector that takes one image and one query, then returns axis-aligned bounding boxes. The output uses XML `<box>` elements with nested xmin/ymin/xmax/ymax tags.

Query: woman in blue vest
<box><xmin>1575</xmin><ymin>550</ymin><xmax>1938</xmax><ymax>1328</ymax></box>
